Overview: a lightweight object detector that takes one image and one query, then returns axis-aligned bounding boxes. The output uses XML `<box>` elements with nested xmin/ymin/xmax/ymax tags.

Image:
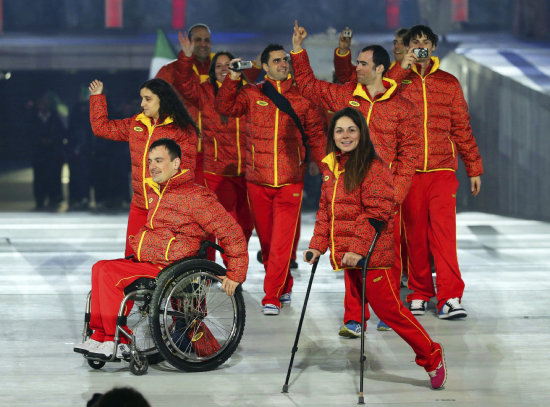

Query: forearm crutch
<box><xmin>282</xmin><ymin>251</ymin><xmax>319</xmax><ymax>393</ymax></box>
<box><xmin>358</xmin><ymin>218</ymin><xmax>386</xmax><ymax>405</ymax></box>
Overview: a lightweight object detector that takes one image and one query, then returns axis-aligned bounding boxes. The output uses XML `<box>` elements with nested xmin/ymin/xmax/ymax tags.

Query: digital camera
<box><xmin>230</xmin><ymin>60</ymin><xmax>253</xmax><ymax>71</ymax></box>
<box><xmin>413</xmin><ymin>48</ymin><xmax>429</xmax><ymax>58</ymax></box>
<box><xmin>342</xmin><ymin>29</ymin><xmax>352</xmax><ymax>38</ymax></box>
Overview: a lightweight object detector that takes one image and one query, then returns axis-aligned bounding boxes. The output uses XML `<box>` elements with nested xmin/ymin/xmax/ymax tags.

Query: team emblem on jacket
<box><xmin>256</xmin><ymin>100</ymin><xmax>269</xmax><ymax>106</ymax></box>
<box><xmin>134</xmin><ymin>126</ymin><xmax>144</xmax><ymax>131</ymax></box>
<box><xmin>402</xmin><ymin>80</ymin><xmax>412</xmax><ymax>85</ymax></box>
<box><xmin>324</xmin><ymin>175</ymin><xmax>330</xmax><ymax>181</ymax></box>
<box><xmin>149</xmin><ymin>198</ymin><xmax>153</xmax><ymax>203</ymax></box>
<box><xmin>348</xmin><ymin>101</ymin><xmax>360</xmax><ymax>107</ymax></box>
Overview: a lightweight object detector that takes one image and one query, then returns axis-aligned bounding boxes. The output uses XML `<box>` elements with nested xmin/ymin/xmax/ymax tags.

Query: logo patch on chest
<box><xmin>149</xmin><ymin>198</ymin><xmax>153</xmax><ymax>204</ymax></box>
<box><xmin>372</xmin><ymin>276</ymin><xmax>383</xmax><ymax>283</ymax></box>
<box><xmin>402</xmin><ymin>80</ymin><xmax>412</xmax><ymax>85</ymax></box>
<box><xmin>348</xmin><ymin>101</ymin><xmax>360</xmax><ymax>107</ymax></box>
<box><xmin>134</xmin><ymin>126</ymin><xmax>144</xmax><ymax>132</ymax></box>
<box><xmin>256</xmin><ymin>100</ymin><xmax>269</xmax><ymax>106</ymax></box>
<box><xmin>324</xmin><ymin>175</ymin><xmax>330</xmax><ymax>181</ymax></box>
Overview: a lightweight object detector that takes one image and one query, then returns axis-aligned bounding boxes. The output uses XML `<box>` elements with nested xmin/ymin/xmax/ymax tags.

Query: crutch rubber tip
<box><xmin>358</xmin><ymin>395</ymin><xmax>365</xmax><ymax>404</ymax></box>
<box><xmin>282</xmin><ymin>384</ymin><xmax>289</xmax><ymax>393</ymax></box>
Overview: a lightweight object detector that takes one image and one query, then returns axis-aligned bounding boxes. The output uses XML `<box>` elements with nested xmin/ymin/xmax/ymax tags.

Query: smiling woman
<box><xmin>88</xmin><ymin>77</ymin><xmax>199</xmax><ymax>257</ymax></box>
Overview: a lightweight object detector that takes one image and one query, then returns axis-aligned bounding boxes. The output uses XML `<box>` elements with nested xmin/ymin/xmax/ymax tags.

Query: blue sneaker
<box><xmin>377</xmin><ymin>320</ymin><xmax>392</xmax><ymax>331</ymax></box>
<box><xmin>338</xmin><ymin>320</ymin><xmax>361</xmax><ymax>338</ymax></box>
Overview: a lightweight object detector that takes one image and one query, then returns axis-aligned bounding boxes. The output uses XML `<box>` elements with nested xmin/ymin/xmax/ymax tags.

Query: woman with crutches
<box><xmin>304</xmin><ymin>107</ymin><xmax>447</xmax><ymax>390</ymax></box>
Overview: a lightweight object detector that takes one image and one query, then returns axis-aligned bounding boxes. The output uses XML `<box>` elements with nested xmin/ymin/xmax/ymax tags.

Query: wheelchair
<box><xmin>79</xmin><ymin>241</ymin><xmax>246</xmax><ymax>375</ymax></box>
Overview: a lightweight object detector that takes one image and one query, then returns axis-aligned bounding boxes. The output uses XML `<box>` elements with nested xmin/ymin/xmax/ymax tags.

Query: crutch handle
<box><xmin>305</xmin><ymin>251</ymin><xmax>314</xmax><ymax>262</ymax></box>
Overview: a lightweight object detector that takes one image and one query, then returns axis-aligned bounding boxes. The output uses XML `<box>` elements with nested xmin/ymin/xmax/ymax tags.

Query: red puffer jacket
<box><xmin>309</xmin><ymin>153</ymin><xmax>394</xmax><ymax>271</ymax></box>
<box><xmin>291</xmin><ymin>49</ymin><xmax>421</xmax><ymax>204</ymax></box>
<box><xmin>129</xmin><ymin>169</ymin><xmax>249</xmax><ymax>282</ymax></box>
<box><xmin>386</xmin><ymin>58</ymin><xmax>483</xmax><ymax>176</ymax></box>
<box><xmin>89</xmin><ymin>94</ymin><xmax>198</xmax><ymax>210</ymax></box>
<box><xmin>215</xmin><ymin>75</ymin><xmax>326</xmax><ymax>186</ymax></box>
<box><xmin>174</xmin><ymin>55</ymin><xmax>245</xmax><ymax>177</ymax></box>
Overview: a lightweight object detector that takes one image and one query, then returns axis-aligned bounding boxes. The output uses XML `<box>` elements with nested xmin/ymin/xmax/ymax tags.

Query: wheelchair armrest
<box><xmin>198</xmin><ymin>240</ymin><xmax>225</xmax><ymax>258</ymax></box>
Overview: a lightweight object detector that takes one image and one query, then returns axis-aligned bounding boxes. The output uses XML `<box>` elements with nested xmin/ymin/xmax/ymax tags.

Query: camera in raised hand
<box><xmin>230</xmin><ymin>60</ymin><xmax>254</xmax><ymax>71</ymax></box>
<box><xmin>413</xmin><ymin>48</ymin><xmax>429</xmax><ymax>58</ymax></box>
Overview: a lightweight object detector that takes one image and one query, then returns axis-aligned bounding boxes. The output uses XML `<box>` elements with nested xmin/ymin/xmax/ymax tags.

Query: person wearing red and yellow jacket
<box><xmin>215</xmin><ymin>43</ymin><xmax>326</xmax><ymax>315</ymax></box>
<box><xmin>332</xmin><ymin>27</ymin><xmax>409</xmax><ymax>84</ymax></box>
<box><xmin>304</xmin><ymin>108</ymin><xmax>447</xmax><ymax>390</ymax></box>
<box><xmin>291</xmin><ymin>21</ymin><xmax>421</xmax><ymax>331</ymax></box>
<box><xmin>385</xmin><ymin>25</ymin><xmax>483</xmax><ymax>319</ymax></box>
<box><xmin>74</xmin><ymin>138</ymin><xmax>248</xmax><ymax>359</ymax></box>
<box><xmin>174</xmin><ymin>34</ymin><xmax>253</xmax><ymax>248</ymax></box>
<box><xmin>156</xmin><ymin>24</ymin><xmax>261</xmax><ymax>186</ymax></box>
<box><xmin>89</xmin><ymin>78</ymin><xmax>198</xmax><ymax>258</ymax></box>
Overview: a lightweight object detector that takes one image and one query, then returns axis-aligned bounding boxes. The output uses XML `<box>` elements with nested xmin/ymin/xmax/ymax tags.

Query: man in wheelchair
<box><xmin>74</xmin><ymin>138</ymin><xmax>249</xmax><ymax>360</ymax></box>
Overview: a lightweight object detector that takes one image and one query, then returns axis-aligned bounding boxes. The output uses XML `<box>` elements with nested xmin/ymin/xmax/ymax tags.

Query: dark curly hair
<box><xmin>139</xmin><ymin>78</ymin><xmax>199</xmax><ymax>135</ymax></box>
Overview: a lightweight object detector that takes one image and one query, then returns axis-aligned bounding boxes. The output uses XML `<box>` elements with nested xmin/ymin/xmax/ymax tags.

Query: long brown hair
<box><xmin>326</xmin><ymin>107</ymin><xmax>375</xmax><ymax>192</ymax></box>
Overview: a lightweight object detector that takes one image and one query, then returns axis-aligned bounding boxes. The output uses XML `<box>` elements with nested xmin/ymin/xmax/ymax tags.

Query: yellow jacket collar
<box><xmin>136</xmin><ymin>113</ymin><xmax>174</xmax><ymax>127</ymax></box>
<box><xmin>322</xmin><ymin>153</ymin><xmax>345</xmax><ymax>178</ymax></box>
<box><xmin>144</xmin><ymin>169</ymin><xmax>189</xmax><ymax>196</ymax></box>
<box><xmin>352</xmin><ymin>77</ymin><xmax>397</xmax><ymax>102</ymax></box>
<box><xmin>411</xmin><ymin>56</ymin><xmax>440</xmax><ymax>76</ymax></box>
<box><xmin>265</xmin><ymin>74</ymin><xmax>293</xmax><ymax>91</ymax></box>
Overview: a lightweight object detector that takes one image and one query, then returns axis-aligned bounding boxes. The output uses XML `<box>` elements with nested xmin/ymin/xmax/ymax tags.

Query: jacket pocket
<box><xmin>213</xmin><ymin>137</ymin><xmax>218</xmax><ymax>161</ymax></box>
<box><xmin>448</xmin><ymin>137</ymin><xmax>455</xmax><ymax>158</ymax></box>
<box><xmin>164</xmin><ymin>237</ymin><xmax>176</xmax><ymax>261</ymax></box>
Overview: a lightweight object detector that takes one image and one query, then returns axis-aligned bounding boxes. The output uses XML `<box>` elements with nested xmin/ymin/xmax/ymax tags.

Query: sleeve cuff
<box><xmin>335</xmin><ymin>48</ymin><xmax>351</xmax><ymax>57</ymax></box>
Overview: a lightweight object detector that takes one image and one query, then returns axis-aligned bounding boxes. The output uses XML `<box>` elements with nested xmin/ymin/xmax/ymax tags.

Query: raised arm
<box><xmin>214</xmin><ymin>67</ymin><xmax>250</xmax><ymax>118</ymax></box>
<box><xmin>88</xmin><ymin>80</ymin><xmax>132</xmax><ymax>142</ymax></box>
<box><xmin>174</xmin><ymin>31</ymin><xmax>207</xmax><ymax>109</ymax></box>
<box><xmin>333</xmin><ymin>26</ymin><xmax>357</xmax><ymax>84</ymax></box>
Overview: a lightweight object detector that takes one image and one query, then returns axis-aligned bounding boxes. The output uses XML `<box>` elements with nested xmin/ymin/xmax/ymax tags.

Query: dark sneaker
<box><xmin>438</xmin><ymin>298</ymin><xmax>467</xmax><ymax>319</ymax></box>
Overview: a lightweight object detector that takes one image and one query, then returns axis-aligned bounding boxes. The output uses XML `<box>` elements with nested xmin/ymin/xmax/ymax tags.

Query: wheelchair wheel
<box><xmin>87</xmin><ymin>359</ymin><xmax>105</xmax><ymax>370</ymax></box>
<box><xmin>150</xmin><ymin>259</ymin><xmax>246</xmax><ymax>372</ymax></box>
<box><xmin>126</xmin><ymin>293</ymin><xmax>163</xmax><ymax>365</ymax></box>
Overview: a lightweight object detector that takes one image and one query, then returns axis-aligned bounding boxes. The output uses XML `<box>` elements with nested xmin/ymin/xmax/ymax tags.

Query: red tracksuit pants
<box><xmin>343</xmin><ymin>208</ymin><xmax>403</xmax><ymax>324</ymax></box>
<box><xmin>344</xmin><ymin>267</ymin><xmax>443</xmax><ymax>371</ymax></box>
<box><xmin>124</xmin><ymin>204</ymin><xmax>149</xmax><ymax>257</ymax></box>
<box><xmin>247</xmin><ymin>182</ymin><xmax>302</xmax><ymax>307</ymax></box>
<box><xmin>402</xmin><ymin>171</ymin><xmax>465</xmax><ymax>309</ymax></box>
<box><xmin>89</xmin><ymin>258</ymin><xmax>161</xmax><ymax>342</ymax></box>
<box><xmin>204</xmin><ymin>173</ymin><xmax>254</xmax><ymax>242</ymax></box>
<box><xmin>204</xmin><ymin>173</ymin><xmax>254</xmax><ymax>264</ymax></box>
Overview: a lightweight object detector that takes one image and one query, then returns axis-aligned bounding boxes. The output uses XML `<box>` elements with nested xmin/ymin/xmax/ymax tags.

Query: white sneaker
<box><xmin>116</xmin><ymin>343</ymin><xmax>131</xmax><ymax>359</ymax></box>
<box><xmin>409</xmin><ymin>299</ymin><xmax>427</xmax><ymax>315</ymax></box>
<box><xmin>438</xmin><ymin>297</ymin><xmax>467</xmax><ymax>319</ymax></box>
<box><xmin>73</xmin><ymin>338</ymin><xmax>101</xmax><ymax>354</ymax></box>
<box><xmin>279</xmin><ymin>293</ymin><xmax>291</xmax><ymax>305</ymax></box>
<box><xmin>87</xmin><ymin>341</ymin><xmax>115</xmax><ymax>359</ymax></box>
<box><xmin>263</xmin><ymin>304</ymin><xmax>280</xmax><ymax>315</ymax></box>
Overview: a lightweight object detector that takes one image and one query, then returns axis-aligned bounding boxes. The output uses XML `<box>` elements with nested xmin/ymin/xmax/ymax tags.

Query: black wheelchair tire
<box><xmin>149</xmin><ymin>259</ymin><xmax>246</xmax><ymax>372</ymax></box>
